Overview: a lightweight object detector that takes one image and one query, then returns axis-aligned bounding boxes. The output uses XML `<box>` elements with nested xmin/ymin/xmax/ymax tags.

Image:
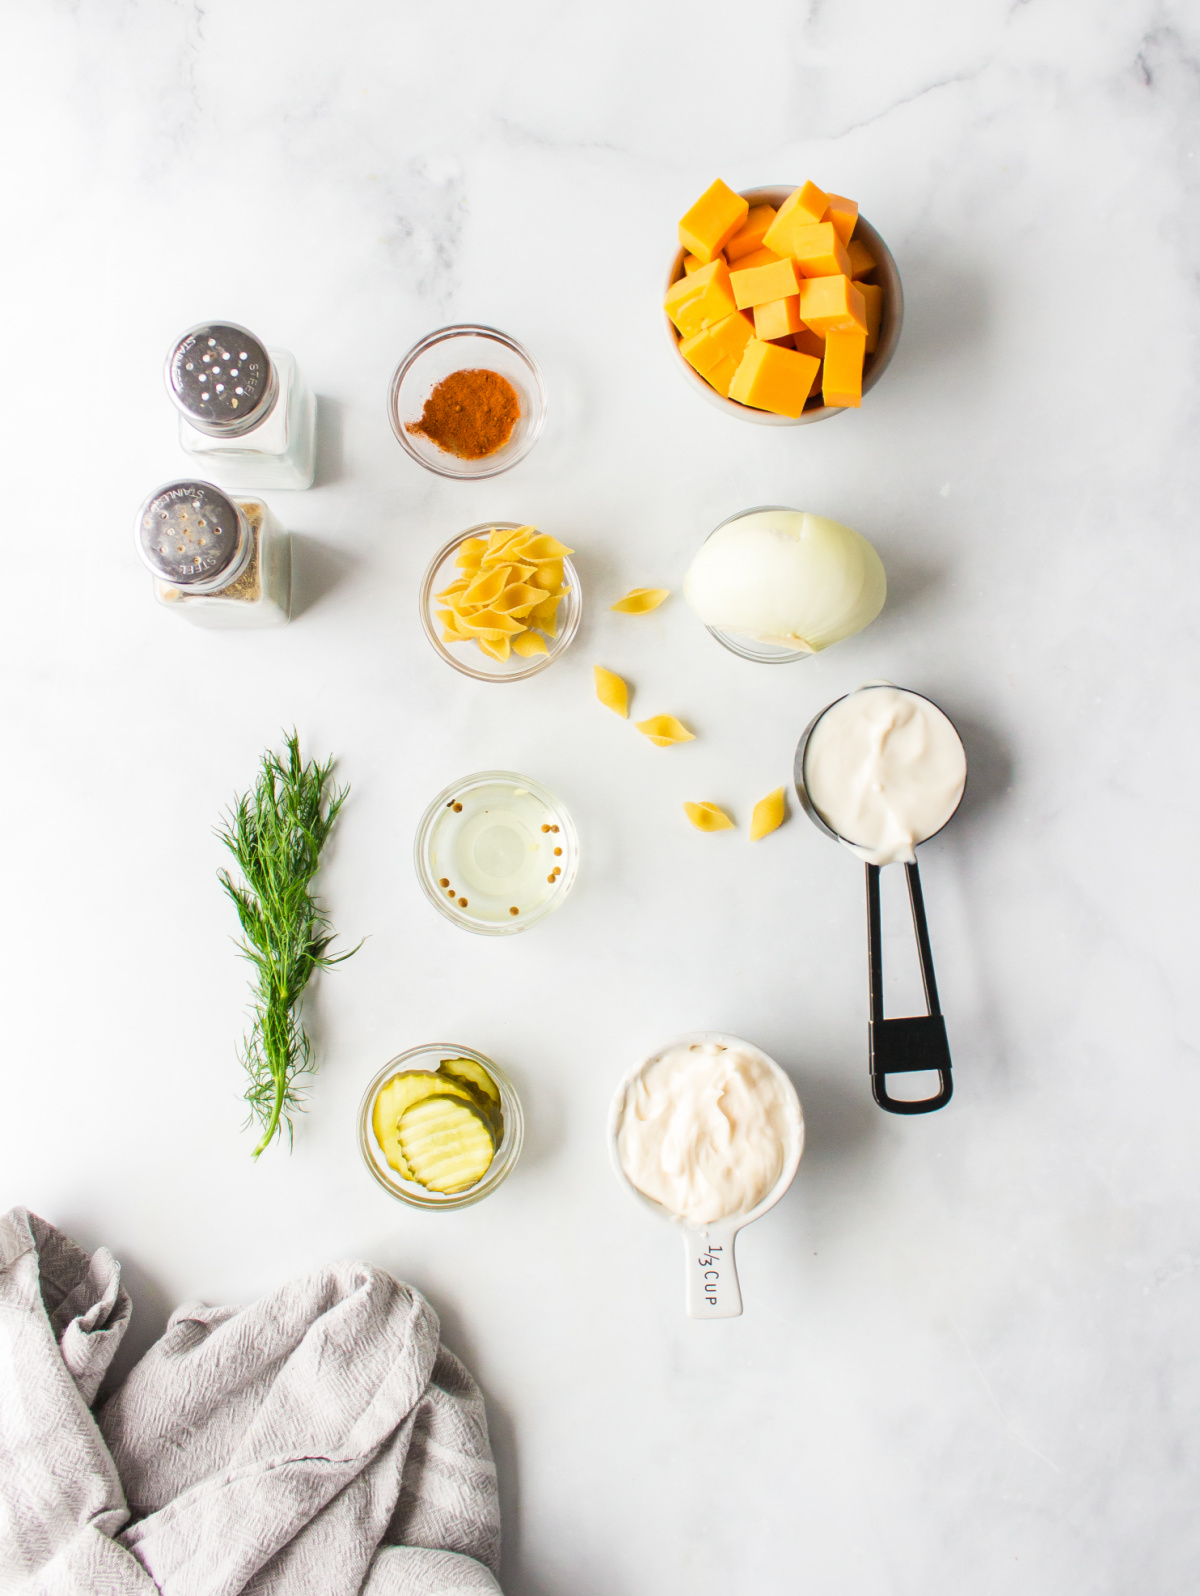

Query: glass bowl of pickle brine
<box><xmin>415</xmin><ymin>770</ymin><xmax>578</xmax><ymax>935</ymax></box>
<box><xmin>359</xmin><ymin>1044</ymin><xmax>524</xmax><ymax>1209</ymax></box>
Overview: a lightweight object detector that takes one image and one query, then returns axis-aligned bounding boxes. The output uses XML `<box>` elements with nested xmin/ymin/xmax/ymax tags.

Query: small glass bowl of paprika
<box><xmin>389</xmin><ymin>325</ymin><xmax>547</xmax><ymax>478</ymax></box>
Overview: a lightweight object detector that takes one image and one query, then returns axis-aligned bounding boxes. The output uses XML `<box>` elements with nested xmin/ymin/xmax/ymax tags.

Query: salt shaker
<box><xmin>135</xmin><ymin>480</ymin><xmax>291</xmax><ymax>628</ymax></box>
<box><xmin>165</xmin><ymin>321</ymin><xmax>317</xmax><ymax>490</ymax></box>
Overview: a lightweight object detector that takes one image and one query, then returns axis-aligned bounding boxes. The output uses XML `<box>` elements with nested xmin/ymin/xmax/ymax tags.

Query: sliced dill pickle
<box><xmin>397</xmin><ymin>1093</ymin><xmax>496</xmax><ymax>1194</ymax></box>
<box><xmin>372</xmin><ymin>1070</ymin><xmax>480</xmax><ymax>1180</ymax></box>
<box><xmin>372</xmin><ymin>1071</ymin><xmax>438</xmax><ymax>1177</ymax></box>
<box><xmin>438</xmin><ymin>1057</ymin><xmax>504</xmax><ymax>1138</ymax></box>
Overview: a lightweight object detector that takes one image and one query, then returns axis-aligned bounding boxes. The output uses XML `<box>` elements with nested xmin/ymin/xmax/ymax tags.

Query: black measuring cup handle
<box><xmin>866</xmin><ymin>860</ymin><xmax>953</xmax><ymax>1114</ymax></box>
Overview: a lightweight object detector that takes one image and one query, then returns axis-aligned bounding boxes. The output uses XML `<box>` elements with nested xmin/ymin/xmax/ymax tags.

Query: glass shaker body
<box><xmin>136</xmin><ymin>481</ymin><xmax>291</xmax><ymax>629</ymax></box>
<box><xmin>167</xmin><ymin>324</ymin><xmax>317</xmax><ymax>491</ymax></box>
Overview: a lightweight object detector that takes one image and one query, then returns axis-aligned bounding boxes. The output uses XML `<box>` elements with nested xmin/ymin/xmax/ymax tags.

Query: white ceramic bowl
<box><xmin>664</xmin><ymin>186</ymin><xmax>904</xmax><ymax>424</ymax></box>
<box><xmin>608</xmin><ymin>1031</ymin><xmax>805</xmax><ymax>1317</ymax></box>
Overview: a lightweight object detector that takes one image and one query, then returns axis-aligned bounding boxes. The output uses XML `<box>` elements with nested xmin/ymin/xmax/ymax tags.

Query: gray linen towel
<box><xmin>0</xmin><ymin>1207</ymin><xmax>502</xmax><ymax>1595</ymax></box>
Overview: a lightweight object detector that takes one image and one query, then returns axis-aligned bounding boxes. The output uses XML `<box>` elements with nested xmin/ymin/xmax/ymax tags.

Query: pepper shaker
<box><xmin>165</xmin><ymin>321</ymin><xmax>317</xmax><ymax>491</ymax></box>
<box><xmin>135</xmin><ymin>480</ymin><xmax>291</xmax><ymax>628</ymax></box>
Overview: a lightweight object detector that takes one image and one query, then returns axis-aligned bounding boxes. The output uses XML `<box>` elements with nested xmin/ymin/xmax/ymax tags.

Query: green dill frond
<box><xmin>216</xmin><ymin>731</ymin><xmax>360</xmax><ymax>1158</ymax></box>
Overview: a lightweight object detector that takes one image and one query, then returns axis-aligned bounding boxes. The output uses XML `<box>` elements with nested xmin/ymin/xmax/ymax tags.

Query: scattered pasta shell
<box><xmin>611</xmin><ymin>587</ymin><xmax>670</xmax><ymax>615</ymax></box>
<box><xmin>750</xmin><ymin>787</ymin><xmax>788</xmax><ymax>841</ymax></box>
<box><xmin>684</xmin><ymin>801</ymin><xmax>735</xmax><ymax>832</ymax></box>
<box><xmin>635</xmin><ymin>714</ymin><xmax>695</xmax><ymax>748</ymax></box>
<box><xmin>594</xmin><ymin>666</ymin><xmax>629</xmax><ymax>718</ymax></box>
<box><xmin>512</xmin><ymin>631</ymin><xmax>549</xmax><ymax>658</ymax></box>
<box><xmin>477</xmin><ymin>634</ymin><xmax>511</xmax><ymax>663</ymax></box>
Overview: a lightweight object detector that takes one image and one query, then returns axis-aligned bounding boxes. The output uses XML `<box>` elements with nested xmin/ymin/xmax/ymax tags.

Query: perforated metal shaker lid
<box><xmin>165</xmin><ymin>322</ymin><xmax>278</xmax><ymax>436</ymax></box>
<box><xmin>134</xmin><ymin>481</ymin><xmax>252</xmax><ymax>591</ymax></box>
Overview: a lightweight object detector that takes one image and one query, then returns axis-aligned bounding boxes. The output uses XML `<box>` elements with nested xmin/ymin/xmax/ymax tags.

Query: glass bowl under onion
<box><xmin>685</xmin><ymin>505</ymin><xmax>887</xmax><ymax>664</ymax></box>
<box><xmin>388</xmin><ymin>325</ymin><xmax>547</xmax><ymax>479</ymax></box>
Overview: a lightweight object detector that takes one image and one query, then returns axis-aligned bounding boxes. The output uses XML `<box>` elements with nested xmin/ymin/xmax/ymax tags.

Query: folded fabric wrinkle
<box><xmin>0</xmin><ymin>1206</ymin><xmax>502</xmax><ymax>1595</ymax></box>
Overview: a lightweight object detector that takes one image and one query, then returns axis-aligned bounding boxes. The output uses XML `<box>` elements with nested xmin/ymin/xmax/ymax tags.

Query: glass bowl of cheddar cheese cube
<box><xmin>359</xmin><ymin>1043</ymin><xmax>524</xmax><ymax>1210</ymax></box>
<box><xmin>420</xmin><ymin>522</ymin><xmax>583</xmax><ymax>681</ymax></box>
<box><xmin>663</xmin><ymin>181</ymin><xmax>904</xmax><ymax>425</ymax></box>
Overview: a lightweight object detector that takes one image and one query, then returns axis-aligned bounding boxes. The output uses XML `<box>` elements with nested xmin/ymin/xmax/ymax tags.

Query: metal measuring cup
<box><xmin>793</xmin><ymin>685</ymin><xmax>966</xmax><ymax>1115</ymax></box>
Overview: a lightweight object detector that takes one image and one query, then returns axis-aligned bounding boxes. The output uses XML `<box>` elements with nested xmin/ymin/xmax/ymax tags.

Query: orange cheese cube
<box><xmin>753</xmin><ymin>295</ymin><xmax>803</xmax><ymax>341</ymax></box>
<box><xmin>678</xmin><ymin>179</ymin><xmax>749</xmax><ymax>265</ymax></box>
<box><xmin>684</xmin><ymin>253</ymin><xmax>718</xmax><ymax>275</ymax></box>
<box><xmin>664</xmin><ymin>259</ymin><xmax>738</xmax><ymax>338</ymax></box>
<box><xmin>822</xmin><ymin>194</ymin><xmax>859</xmax><ymax>246</ymax></box>
<box><xmin>822</xmin><ymin>328</ymin><xmax>866</xmax><ymax>408</ymax></box>
<box><xmin>708</xmin><ymin>310</ymin><xmax>755</xmax><ymax>362</ymax></box>
<box><xmin>730</xmin><ymin>256</ymin><xmax>801</xmax><ymax>309</ymax></box>
<box><xmin>857</xmin><ymin>281</ymin><xmax>883</xmax><ymax>353</ymax></box>
<box><xmin>847</xmin><ymin>237</ymin><xmax>876</xmax><ymax>278</ymax></box>
<box><xmin>763</xmin><ymin>181</ymin><xmax>830</xmax><ymax>256</ymax></box>
<box><xmin>679</xmin><ymin>311</ymin><xmax>755</xmax><ymax>378</ymax></box>
<box><xmin>725</xmin><ymin>205</ymin><xmax>777</xmax><ymax>262</ymax></box>
<box><xmin>783</xmin><ymin>222</ymin><xmax>851</xmax><ymax>279</ymax></box>
<box><xmin>797</xmin><ymin>274</ymin><xmax>867</xmax><ymax>334</ymax></box>
<box><xmin>793</xmin><ymin>325</ymin><xmax>826</xmax><ymax>360</ymax></box>
<box><xmin>729</xmin><ymin>338</ymin><xmax>820</xmax><ymax>418</ymax></box>
<box><xmin>732</xmin><ymin>246</ymin><xmax>782</xmax><ymax>270</ymax></box>
<box><xmin>704</xmin><ymin>354</ymin><xmax>742</xmax><ymax>398</ymax></box>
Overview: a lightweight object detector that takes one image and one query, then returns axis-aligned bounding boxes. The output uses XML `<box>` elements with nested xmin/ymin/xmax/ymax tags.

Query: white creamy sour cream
<box><xmin>616</xmin><ymin>1040</ymin><xmax>795</xmax><ymax>1226</ymax></box>
<box><xmin>803</xmin><ymin>684</ymin><xmax>966</xmax><ymax>867</ymax></box>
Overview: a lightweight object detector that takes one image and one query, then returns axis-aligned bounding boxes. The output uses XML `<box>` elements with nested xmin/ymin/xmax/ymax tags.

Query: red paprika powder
<box><xmin>406</xmin><ymin>368</ymin><xmax>521</xmax><ymax>460</ymax></box>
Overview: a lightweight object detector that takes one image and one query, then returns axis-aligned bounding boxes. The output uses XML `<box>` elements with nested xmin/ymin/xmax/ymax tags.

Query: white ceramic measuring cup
<box><xmin>608</xmin><ymin>1032</ymin><xmax>805</xmax><ymax>1319</ymax></box>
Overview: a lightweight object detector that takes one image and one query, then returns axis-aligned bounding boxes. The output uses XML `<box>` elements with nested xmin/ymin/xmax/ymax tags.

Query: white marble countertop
<box><xmin>3</xmin><ymin>3</ymin><xmax>1198</xmax><ymax>1591</ymax></box>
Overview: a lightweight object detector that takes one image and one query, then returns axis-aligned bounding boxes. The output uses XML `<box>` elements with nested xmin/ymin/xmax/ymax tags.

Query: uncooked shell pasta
<box><xmin>594</xmin><ymin>666</ymin><xmax>629</xmax><ymax>717</ymax></box>
<box><xmin>684</xmin><ymin>801</ymin><xmax>734</xmax><ymax>831</ymax></box>
<box><xmin>635</xmin><ymin>714</ymin><xmax>695</xmax><ymax>747</ymax></box>
<box><xmin>436</xmin><ymin>526</ymin><xmax>574</xmax><ymax>663</ymax></box>
<box><xmin>611</xmin><ymin>587</ymin><xmax>670</xmax><ymax>614</ymax></box>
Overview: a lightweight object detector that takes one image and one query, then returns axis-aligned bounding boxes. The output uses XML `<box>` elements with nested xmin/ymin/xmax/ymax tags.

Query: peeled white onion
<box><xmin>683</xmin><ymin>509</ymin><xmax>886</xmax><ymax>653</ymax></box>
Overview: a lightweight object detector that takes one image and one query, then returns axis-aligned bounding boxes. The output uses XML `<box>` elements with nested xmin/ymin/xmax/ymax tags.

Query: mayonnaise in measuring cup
<box><xmin>803</xmin><ymin>685</ymin><xmax>966</xmax><ymax>867</ymax></box>
<box><xmin>616</xmin><ymin>1040</ymin><xmax>793</xmax><ymax>1225</ymax></box>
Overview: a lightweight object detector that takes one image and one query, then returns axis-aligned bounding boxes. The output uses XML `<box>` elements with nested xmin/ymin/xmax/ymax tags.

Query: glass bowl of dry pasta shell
<box><xmin>419</xmin><ymin>522</ymin><xmax>582</xmax><ymax>681</ymax></box>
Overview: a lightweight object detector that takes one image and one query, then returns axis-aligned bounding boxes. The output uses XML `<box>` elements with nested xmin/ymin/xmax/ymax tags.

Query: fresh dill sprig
<box><xmin>216</xmin><ymin>731</ymin><xmax>360</xmax><ymax>1159</ymax></box>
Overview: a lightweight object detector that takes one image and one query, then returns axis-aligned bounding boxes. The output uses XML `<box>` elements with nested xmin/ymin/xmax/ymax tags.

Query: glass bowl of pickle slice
<box><xmin>358</xmin><ymin>1043</ymin><xmax>524</xmax><ymax>1210</ymax></box>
